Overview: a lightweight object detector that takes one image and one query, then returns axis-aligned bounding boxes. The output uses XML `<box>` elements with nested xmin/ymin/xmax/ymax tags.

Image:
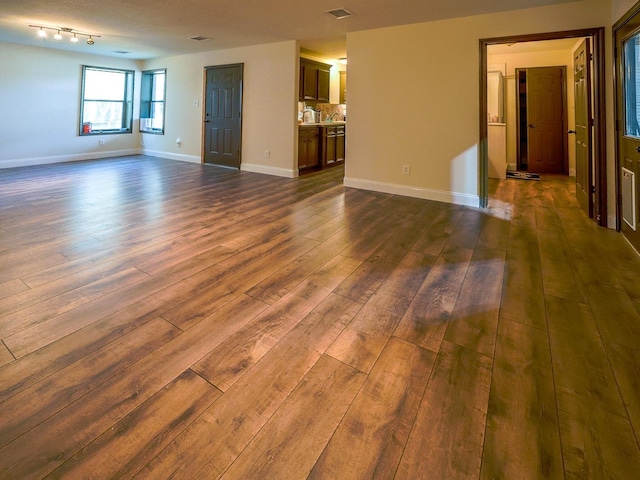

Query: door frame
<box><xmin>479</xmin><ymin>28</ymin><xmax>607</xmax><ymax>227</ymax></box>
<box><xmin>202</xmin><ymin>63</ymin><xmax>244</xmax><ymax>167</ymax></box>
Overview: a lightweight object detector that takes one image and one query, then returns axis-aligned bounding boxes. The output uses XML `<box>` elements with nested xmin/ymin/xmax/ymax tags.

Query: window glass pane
<box><xmin>82</xmin><ymin>101</ymin><xmax>124</xmax><ymax>130</ymax></box>
<box><xmin>624</xmin><ymin>33</ymin><xmax>640</xmax><ymax>138</ymax></box>
<box><xmin>84</xmin><ymin>69</ymin><xmax>126</xmax><ymax>101</ymax></box>
<box><xmin>152</xmin><ymin>73</ymin><xmax>165</xmax><ymax>101</ymax></box>
<box><xmin>150</xmin><ymin>102</ymin><xmax>164</xmax><ymax>129</ymax></box>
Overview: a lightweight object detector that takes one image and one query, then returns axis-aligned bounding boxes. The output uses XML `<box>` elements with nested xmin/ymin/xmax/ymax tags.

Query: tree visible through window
<box><xmin>140</xmin><ymin>69</ymin><xmax>166</xmax><ymax>134</ymax></box>
<box><xmin>80</xmin><ymin>66</ymin><xmax>134</xmax><ymax>135</ymax></box>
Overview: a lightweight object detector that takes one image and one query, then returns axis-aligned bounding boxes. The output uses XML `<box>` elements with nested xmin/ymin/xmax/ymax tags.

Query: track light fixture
<box><xmin>29</xmin><ymin>25</ymin><xmax>100</xmax><ymax>45</ymax></box>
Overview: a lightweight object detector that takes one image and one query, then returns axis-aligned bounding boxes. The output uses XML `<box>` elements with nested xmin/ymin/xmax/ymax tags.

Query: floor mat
<box><xmin>506</xmin><ymin>171</ymin><xmax>540</xmax><ymax>181</ymax></box>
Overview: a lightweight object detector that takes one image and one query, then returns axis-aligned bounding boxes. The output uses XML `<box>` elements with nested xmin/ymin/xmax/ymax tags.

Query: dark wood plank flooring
<box><xmin>1</xmin><ymin>156</ymin><xmax>639</xmax><ymax>479</ymax></box>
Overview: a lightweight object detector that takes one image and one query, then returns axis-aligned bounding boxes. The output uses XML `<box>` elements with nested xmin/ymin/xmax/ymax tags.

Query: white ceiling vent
<box><xmin>189</xmin><ymin>36</ymin><xmax>210</xmax><ymax>41</ymax></box>
<box><xmin>325</xmin><ymin>8</ymin><xmax>353</xmax><ymax>19</ymax></box>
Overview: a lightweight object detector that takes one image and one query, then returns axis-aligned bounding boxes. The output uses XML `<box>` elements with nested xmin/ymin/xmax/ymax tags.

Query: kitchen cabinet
<box><xmin>300</xmin><ymin>58</ymin><xmax>331</xmax><ymax>102</ymax></box>
<box><xmin>321</xmin><ymin>125</ymin><xmax>345</xmax><ymax>166</ymax></box>
<box><xmin>298</xmin><ymin>126</ymin><xmax>320</xmax><ymax>170</ymax></box>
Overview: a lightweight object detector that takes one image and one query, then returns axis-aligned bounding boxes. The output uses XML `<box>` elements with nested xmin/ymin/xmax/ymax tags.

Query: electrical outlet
<box><xmin>402</xmin><ymin>165</ymin><xmax>410</xmax><ymax>175</ymax></box>
<box><xmin>264</xmin><ymin>150</ymin><xmax>270</xmax><ymax>158</ymax></box>
<box><xmin>98</xmin><ymin>139</ymin><xmax>105</xmax><ymax>146</ymax></box>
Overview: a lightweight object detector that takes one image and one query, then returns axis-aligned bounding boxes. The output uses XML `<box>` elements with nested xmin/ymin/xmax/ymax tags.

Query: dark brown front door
<box><xmin>204</xmin><ymin>64</ymin><xmax>243</xmax><ymax>168</ymax></box>
<box><xmin>526</xmin><ymin>67</ymin><xmax>567</xmax><ymax>173</ymax></box>
<box><xmin>616</xmin><ymin>18</ymin><xmax>640</xmax><ymax>252</ymax></box>
<box><xmin>574</xmin><ymin>39</ymin><xmax>593</xmax><ymax>217</ymax></box>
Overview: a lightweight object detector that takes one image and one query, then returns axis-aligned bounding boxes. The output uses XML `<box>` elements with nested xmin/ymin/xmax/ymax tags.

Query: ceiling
<box><xmin>0</xmin><ymin>0</ymin><xmax>577</xmax><ymax>61</ymax></box>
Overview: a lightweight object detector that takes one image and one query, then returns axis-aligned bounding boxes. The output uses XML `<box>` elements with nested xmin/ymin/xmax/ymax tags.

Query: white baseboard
<box><xmin>343</xmin><ymin>177</ymin><xmax>480</xmax><ymax>208</ymax></box>
<box><xmin>241</xmin><ymin>163</ymin><xmax>297</xmax><ymax>178</ymax></box>
<box><xmin>142</xmin><ymin>149</ymin><xmax>201</xmax><ymax>164</ymax></box>
<box><xmin>608</xmin><ymin>214</ymin><xmax>617</xmax><ymax>230</ymax></box>
<box><xmin>0</xmin><ymin>149</ymin><xmax>141</xmax><ymax>169</ymax></box>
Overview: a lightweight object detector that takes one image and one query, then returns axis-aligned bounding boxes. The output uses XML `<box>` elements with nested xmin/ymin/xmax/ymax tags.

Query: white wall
<box><xmin>488</xmin><ymin>46</ymin><xmax>579</xmax><ymax>174</ymax></box>
<box><xmin>345</xmin><ymin>0</ymin><xmax>612</xmax><ymax>208</ymax></box>
<box><xmin>0</xmin><ymin>42</ymin><xmax>142</xmax><ymax>168</ymax></box>
<box><xmin>141</xmin><ymin>41</ymin><xmax>299</xmax><ymax>177</ymax></box>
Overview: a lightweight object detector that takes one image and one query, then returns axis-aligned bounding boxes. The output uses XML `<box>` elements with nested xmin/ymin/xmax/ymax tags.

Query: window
<box><xmin>140</xmin><ymin>69</ymin><xmax>166</xmax><ymax>134</ymax></box>
<box><xmin>624</xmin><ymin>33</ymin><xmax>640</xmax><ymax>138</ymax></box>
<box><xmin>80</xmin><ymin>66</ymin><xmax>134</xmax><ymax>135</ymax></box>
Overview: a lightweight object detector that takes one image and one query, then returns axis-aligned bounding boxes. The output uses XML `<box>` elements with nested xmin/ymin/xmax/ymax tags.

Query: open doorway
<box><xmin>479</xmin><ymin>29</ymin><xmax>607</xmax><ymax>227</ymax></box>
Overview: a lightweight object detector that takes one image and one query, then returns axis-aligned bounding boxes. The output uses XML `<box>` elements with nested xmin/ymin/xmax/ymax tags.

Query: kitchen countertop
<box><xmin>299</xmin><ymin>121</ymin><xmax>346</xmax><ymax>127</ymax></box>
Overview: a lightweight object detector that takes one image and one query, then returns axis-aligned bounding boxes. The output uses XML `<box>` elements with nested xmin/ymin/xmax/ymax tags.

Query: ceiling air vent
<box><xmin>189</xmin><ymin>36</ymin><xmax>210</xmax><ymax>41</ymax></box>
<box><xmin>325</xmin><ymin>8</ymin><xmax>353</xmax><ymax>19</ymax></box>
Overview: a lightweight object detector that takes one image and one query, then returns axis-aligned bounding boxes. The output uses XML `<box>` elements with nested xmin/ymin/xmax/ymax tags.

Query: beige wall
<box><xmin>142</xmin><ymin>41</ymin><xmax>299</xmax><ymax>176</ymax></box>
<box><xmin>0</xmin><ymin>42</ymin><xmax>141</xmax><ymax>167</ymax></box>
<box><xmin>345</xmin><ymin>0</ymin><xmax>611</xmax><ymax>208</ymax></box>
<box><xmin>488</xmin><ymin>45</ymin><xmax>580</xmax><ymax>173</ymax></box>
<box><xmin>613</xmin><ymin>0</ymin><xmax>638</xmax><ymax>22</ymax></box>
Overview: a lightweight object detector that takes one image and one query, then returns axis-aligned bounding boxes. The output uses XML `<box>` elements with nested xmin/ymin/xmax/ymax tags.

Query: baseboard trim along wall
<box><xmin>142</xmin><ymin>149</ymin><xmax>201</xmax><ymax>164</ymax></box>
<box><xmin>0</xmin><ymin>149</ymin><xmax>141</xmax><ymax>169</ymax></box>
<box><xmin>344</xmin><ymin>177</ymin><xmax>480</xmax><ymax>208</ymax></box>
<box><xmin>241</xmin><ymin>163</ymin><xmax>297</xmax><ymax>178</ymax></box>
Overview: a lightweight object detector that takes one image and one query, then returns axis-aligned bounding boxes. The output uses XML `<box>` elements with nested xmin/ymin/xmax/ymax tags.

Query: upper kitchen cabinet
<box><xmin>300</xmin><ymin>58</ymin><xmax>331</xmax><ymax>102</ymax></box>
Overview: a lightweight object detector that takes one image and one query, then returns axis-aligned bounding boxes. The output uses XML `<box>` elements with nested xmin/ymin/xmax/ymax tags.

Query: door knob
<box><xmin>528</xmin><ymin>124</ymin><xmax>536</xmax><ymax>128</ymax></box>
<box><xmin>635</xmin><ymin>146</ymin><xmax>640</xmax><ymax>153</ymax></box>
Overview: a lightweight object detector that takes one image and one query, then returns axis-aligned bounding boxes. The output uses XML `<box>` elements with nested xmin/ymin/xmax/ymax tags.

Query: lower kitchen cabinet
<box><xmin>298</xmin><ymin>124</ymin><xmax>345</xmax><ymax>173</ymax></box>
<box><xmin>298</xmin><ymin>126</ymin><xmax>320</xmax><ymax>170</ymax></box>
<box><xmin>322</xmin><ymin>125</ymin><xmax>345</xmax><ymax>166</ymax></box>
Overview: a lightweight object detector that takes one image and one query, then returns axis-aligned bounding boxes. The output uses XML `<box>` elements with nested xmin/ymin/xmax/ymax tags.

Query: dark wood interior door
<box><xmin>527</xmin><ymin>67</ymin><xmax>566</xmax><ymax>173</ymax></box>
<box><xmin>204</xmin><ymin>64</ymin><xmax>243</xmax><ymax>168</ymax></box>
<box><xmin>616</xmin><ymin>19</ymin><xmax>640</xmax><ymax>252</ymax></box>
<box><xmin>574</xmin><ymin>39</ymin><xmax>593</xmax><ymax>217</ymax></box>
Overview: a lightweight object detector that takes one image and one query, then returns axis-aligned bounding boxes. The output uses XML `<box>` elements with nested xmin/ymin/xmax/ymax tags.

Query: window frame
<box><xmin>79</xmin><ymin>65</ymin><xmax>134</xmax><ymax>136</ymax></box>
<box><xmin>140</xmin><ymin>69</ymin><xmax>166</xmax><ymax>135</ymax></box>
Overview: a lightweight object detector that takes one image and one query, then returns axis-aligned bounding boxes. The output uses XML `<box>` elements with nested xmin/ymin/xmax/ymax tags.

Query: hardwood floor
<box><xmin>1</xmin><ymin>155</ymin><xmax>639</xmax><ymax>479</ymax></box>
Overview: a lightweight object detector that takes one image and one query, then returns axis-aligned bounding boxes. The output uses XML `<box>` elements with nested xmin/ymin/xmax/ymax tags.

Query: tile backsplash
<box><xmin>298</xmin><ymin>102</ymin><xmax>346</xmax><ymax>122</ymax></box>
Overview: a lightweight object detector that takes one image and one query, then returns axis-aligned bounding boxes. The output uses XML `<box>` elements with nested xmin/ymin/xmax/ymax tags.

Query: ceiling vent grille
<box><xmin>325</xmin><ymin>8</ymin><xmax>353</xmax><ymax>19</ymax></box>
<box><xmin>189</xmin><ymin>36</ymin><xmax>210</xmax><ymax>41</ymax></box>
